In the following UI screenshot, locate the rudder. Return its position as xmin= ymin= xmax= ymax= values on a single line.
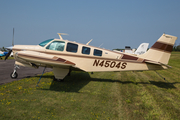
xmin=139 ymin=34 xmax=177 ymax=64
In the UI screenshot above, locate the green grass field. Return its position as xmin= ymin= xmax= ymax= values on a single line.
xmin=0 ymin=56 xmax=14 ymax=60
xmin=0 ymin=52 xmax=180 ymax=120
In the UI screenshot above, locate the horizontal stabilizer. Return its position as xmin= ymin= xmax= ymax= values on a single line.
xmin=145 ymin=60 xmax=172 ymax=68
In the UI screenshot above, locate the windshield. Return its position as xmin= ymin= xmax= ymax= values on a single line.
xmin=39 ymin=39 xmax=54 ymax=47
xmin=46 ymin=41 xmax=65 ymax=51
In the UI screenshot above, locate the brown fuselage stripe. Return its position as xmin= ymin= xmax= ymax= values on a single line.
xmin=52 ymin=56 xmax=75 ymax=65
xmin=151 ymin=42 xmax=173 ymax=52
xmin=13 ymin=48 xmax=145 ymax=63
xmin=121 ymin=54 xmax=138 ymax=60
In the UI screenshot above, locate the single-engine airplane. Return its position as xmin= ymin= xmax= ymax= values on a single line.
xmin=134 ymin=43 xmax=149 ymax=55
xmin=114 ymin=42 xmax=149 ymax=55
xmin=5 ymin=33 xmax=177 ymax=81
xmin=124 ymin=46 xmax=133 ymax=54
xmin=123 ymin=43 xmax=149 ymax=55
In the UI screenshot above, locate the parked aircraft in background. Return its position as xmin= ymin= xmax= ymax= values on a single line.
xmin=0 ymin=51 xmax=8 ymax=59
xmin=134 ymin=43 xmax=149 ymax=55
xmin=5 ymin=33 xmax=177 ymax=81
xmin=0 ymin=48 xmax=13 ymax=59
xmin=1 ymin=28 xmax=14 ymax=59
xmin=114 ymin=43 xmax=149 ymax=55
xmin=124 ymin=46 xmax=133 ymax=54
xmin=0 ymin=51 xmax=7 ymax=59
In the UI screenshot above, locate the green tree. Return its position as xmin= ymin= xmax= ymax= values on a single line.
xmin=176 ymin=45 xmax=180 ymax=51
xmin=0 ymin=47 xmax=7 ymax=52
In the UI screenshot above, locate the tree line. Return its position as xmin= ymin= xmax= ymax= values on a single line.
xmin=0 ymin=47 xmax=8 ymax=52
xmin=173 ymin=44 xmax=180 ymax=51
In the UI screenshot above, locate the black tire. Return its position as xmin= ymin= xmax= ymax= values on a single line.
xmin=58 ymin=79 xmax=64 ymax=82
xmin=67 ymin=69 xmax=71 ymax=76
xmin=10 ymin=72 xmax=18 ymax=79
xmin=53 ymin=76 xmax=64 ymax=82
xmin=53 ymin=76 xmax=56 ymax=81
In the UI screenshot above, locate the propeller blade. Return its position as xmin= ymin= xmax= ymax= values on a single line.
xmin=12 ymin=28 xmax=14 ymax=46
xmin=4 ymin=50 xmax=12 ymax=60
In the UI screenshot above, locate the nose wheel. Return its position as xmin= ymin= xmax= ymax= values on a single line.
xmin=10 ymin=72 xmax=18 ymax=79
xmin=10 ymin=64 xmax=19 ymax=79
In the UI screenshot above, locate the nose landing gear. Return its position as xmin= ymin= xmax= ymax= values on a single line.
xmin=10 ymin=65 xmax=19 ymax=79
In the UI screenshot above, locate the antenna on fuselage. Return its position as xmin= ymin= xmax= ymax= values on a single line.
xmin=57 ymin=33 xmax=68 ymax=40
xmin=86 ymin=39 xmax=93 ymax=45
xmin=99 ymin=43 xmax=103 ymax=48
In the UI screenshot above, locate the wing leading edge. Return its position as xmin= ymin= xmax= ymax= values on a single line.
xmin=16 ymin=51 xmax=76 ymax=68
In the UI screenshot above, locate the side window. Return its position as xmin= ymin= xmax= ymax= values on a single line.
xmin=66 ymin=43 xmax=78 ymax=53
xmin=82 ymin=46 xmax=90 ymax=55
xmin=46 ymin=41 xmax=65 ymax=51
xmin=93 ymin=49 xmax=102 ymax=56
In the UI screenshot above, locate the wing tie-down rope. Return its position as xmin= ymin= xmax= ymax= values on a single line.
xmin=36 ymin=67 xmax=46 ymax=87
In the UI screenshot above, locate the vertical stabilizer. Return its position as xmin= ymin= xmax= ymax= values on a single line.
xmin=140 ymin=34 xmax=177 ymax=64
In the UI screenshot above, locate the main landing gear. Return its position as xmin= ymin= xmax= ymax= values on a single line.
xmin=53 ymin=77 xmax=64 ymax=82
xmin=10 ymin=65 xmax=19 ymax=79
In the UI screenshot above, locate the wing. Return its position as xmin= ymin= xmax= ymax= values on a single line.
xmin=16 ymin=51 xmax=76 ymax=68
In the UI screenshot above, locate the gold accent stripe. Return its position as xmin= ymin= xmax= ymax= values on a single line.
xmin=14 ymin=48 xmax=146 ymax=63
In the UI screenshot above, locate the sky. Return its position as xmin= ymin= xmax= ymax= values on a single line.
xmin=0 ymin=0 xmax=180 ymax=50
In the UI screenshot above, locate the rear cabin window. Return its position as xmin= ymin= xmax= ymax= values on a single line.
xmin=46 ymin=41 xmax=65 ymax=51
xmin=93 ymin=49 xmax=102 ymax=56
xmin=66 ymin=43 xmax=78 ymax=53
xmin=82 ymin=46 xmax=90 ymax=55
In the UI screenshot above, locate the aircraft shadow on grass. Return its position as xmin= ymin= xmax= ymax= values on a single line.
xmin=38 ymin=72 xmax=180 ymax=92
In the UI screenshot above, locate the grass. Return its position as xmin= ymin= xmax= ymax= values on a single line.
xmin=0 ymin=56 xmax=14 ymax=60
xmin=0 ymin=52 xmax=180 ymax=119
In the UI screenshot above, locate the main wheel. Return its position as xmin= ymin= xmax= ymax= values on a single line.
xmin=10 ymin=72 xmax=18 ymax=79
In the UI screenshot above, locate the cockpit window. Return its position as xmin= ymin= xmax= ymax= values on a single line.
xmin=39 ymin=39 xmax=54 ymax=47
xmin=46 ymin=41 xmax=65 ymax=51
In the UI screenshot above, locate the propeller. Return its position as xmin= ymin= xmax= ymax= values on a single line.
xmin=5 ymin=28 xmax=14 ymax=60
xmin=5 ymin=50 xmax=12 ymax=60
xmin=12 ymin=28 xmax=14 ymax=46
